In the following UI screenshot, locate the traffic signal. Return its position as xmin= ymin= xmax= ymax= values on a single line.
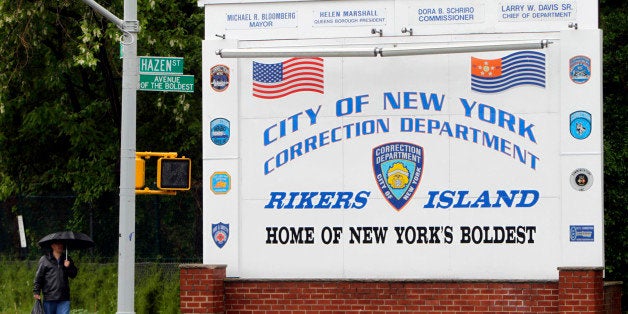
xmin=135 ymin=157 xmax=146 ymax=189
xmin=157 ymin=157 xmax=191 ymax=190
xmin=135 ymin=152 xmax=191 ymax=195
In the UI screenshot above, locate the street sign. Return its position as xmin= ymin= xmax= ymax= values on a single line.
xmin=139 ymin=56 xmax=184 ymax=74
xmin=139 ymin=74 xmax=194 ymax=93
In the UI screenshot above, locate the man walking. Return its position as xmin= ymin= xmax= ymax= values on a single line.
xmin=33 ymin=241 xmax=78 ymax=314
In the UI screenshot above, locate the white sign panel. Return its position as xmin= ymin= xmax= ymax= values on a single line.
xmin=224 ymin=10 xmax=298 ymax=29
xmin=200 ymin=0 xmax=602 ymax=280
xmin=17 ymin=215 xmax=26 ymax=248
xmin=498 ymin=1 xmax=577 ymax=22
xmin=412 ymin=1 xmax=485 ymax=25
xmin=312 ymin=7 xmax=388 ymax=27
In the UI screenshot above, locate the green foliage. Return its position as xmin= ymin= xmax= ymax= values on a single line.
xmin=0 ymin=260 xmax=35 ymax=312
xmin=0 ymin=260 xmax=180 ymax=314
xmin=135 ymin=264 xmax=180 ymax=314
xmin=599 ymin=1 xmax=628 ymax=310
xmin=0 ymin=0 xmax=203 ymax=260
xmin=70 ymin=262 xmax=118 ymax=313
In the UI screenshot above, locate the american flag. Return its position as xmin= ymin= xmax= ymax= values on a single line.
xmin=471 ymin=51 xmax=545 ymax=93
xmin=252 ymin=57 xmax=324 ymax=99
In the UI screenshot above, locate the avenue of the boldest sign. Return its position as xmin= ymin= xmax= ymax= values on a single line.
xmin=138 ymin=56 xmax=194 ymax=93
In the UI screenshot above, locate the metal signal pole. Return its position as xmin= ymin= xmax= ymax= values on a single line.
xmin=80 ymin=0 xmax=137 ymax=312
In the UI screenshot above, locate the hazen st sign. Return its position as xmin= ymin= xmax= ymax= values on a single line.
xmin=138 ymin=56 xmax=194 ymax=93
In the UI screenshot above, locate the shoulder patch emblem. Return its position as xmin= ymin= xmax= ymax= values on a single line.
xmin=569 ymin=55 xmax=591 ymax=84
xmin=210 ymin=64 xmax=230 ymax=92
xmin=570 ymin=111 xmax=592 ymax=140
xmin=212 ymin=222 xmax=230 ymax=248
xmin=372 ymin=142 xmax=424 ymax=211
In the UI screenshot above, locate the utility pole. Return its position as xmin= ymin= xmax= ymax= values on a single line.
xmin=80 ymin=0 xmax=137 ymax=313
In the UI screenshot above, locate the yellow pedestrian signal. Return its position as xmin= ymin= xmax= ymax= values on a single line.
xmin=157 ymin=157 xmax=191 ymax=190
xmin=135 ymin=152 xmax=192 ymax=195
xmin=135 ymin=157 xmax=146 ymax=189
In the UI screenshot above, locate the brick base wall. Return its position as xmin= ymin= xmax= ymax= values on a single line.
xmin=179 ymin=265 xmax=621 ymax=314
xmin=179 ymin=264 xmax=226 ymax=313
xmin=558 ymin=267 xmax=604 ymax=313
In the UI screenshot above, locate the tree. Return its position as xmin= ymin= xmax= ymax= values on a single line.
xmin=0 ymin=0 xmax=203 ymax=260
xmin=600 ymin=0 xmax=628 ymax=309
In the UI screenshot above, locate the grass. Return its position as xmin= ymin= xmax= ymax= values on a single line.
xmin=0 ymin=260 xmax=179 ymax=314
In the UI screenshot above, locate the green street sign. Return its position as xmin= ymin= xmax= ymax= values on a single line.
xmin=139 ymin=74 xmax=194 ymax=93
xmin=139 ymin=56 xmax=184 ymax=74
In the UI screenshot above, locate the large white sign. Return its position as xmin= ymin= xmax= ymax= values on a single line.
xmin=199 ymin=0 xmax=602 ymax=280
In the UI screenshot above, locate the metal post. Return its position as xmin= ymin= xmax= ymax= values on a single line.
xmin=79 ymin=0 xmax=137 ymax=313
xmin=117 ymin=0 xmax=138 ymax=312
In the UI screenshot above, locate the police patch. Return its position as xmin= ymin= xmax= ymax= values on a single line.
xmin=211 ymin=172 xmax=231 ymax=194
xmin=372 ymin=142 xmax=424 ymax=211
xmin=570 ymin=111 xmax=592 ymax=140
xmin=210 ymin=64 xmax=230 ymax=92
xmin=210 ymin=118 xmax=230 ymax=146
xmin=570 ymin=168 xmax=593 ymax=191
xmin=569 ymin=55 xmax=591 ymax=84
xmin=212 ymin=222 xmax=229 ymax=248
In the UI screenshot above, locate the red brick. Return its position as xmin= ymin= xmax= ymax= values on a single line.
xmin=179 ymin=266 xmax=621 ymax=313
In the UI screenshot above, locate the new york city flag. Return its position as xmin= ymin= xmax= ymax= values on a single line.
xmin=471 ymin=51 xmax=545 ymax=93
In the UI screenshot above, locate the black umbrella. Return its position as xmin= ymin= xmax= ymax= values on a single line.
xmin=38 ymin=231 xmax=95 ymax=259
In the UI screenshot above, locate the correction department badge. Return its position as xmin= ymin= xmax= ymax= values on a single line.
xmin=372 ymin=142 xmax=424 ymax=211
xmin=210 ymin=64 xmax=230 ymax=92
xmin=210 ymin=118 xmax=230 ymax=146
xmin=569 ymin=56 xmax=591 ymax=84
xmin=570 ymin=111 xmax=592 ymax=140
xmin=570 ymin=168 xmax=593 ymax=191
xmin=211 ymin=172 xmax=231 ymax=194
xmin=212 ymin=222 xmax=230 ymax=248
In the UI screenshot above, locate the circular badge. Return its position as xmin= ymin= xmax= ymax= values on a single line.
xmin=569 ymin=111 xmax=592 ymax=140
xmin=210 ymin=118 xmax=230 ymax=146
xmin=570 ymin=168 xmax=593 ymax=191
xmin=210 ymin=65 xmax=230 ymax=92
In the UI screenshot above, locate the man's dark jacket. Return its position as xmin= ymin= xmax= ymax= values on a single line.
xmin=33 ymin=253 xmax=78 ymax=301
